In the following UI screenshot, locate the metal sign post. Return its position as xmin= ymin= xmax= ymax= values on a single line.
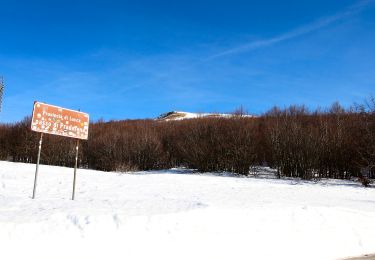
xmin=72 ymin=139 xmax=80 ymax=200
xmin=32 ymin=133 xmax=44 ymax=199
xmin=30 ymin=102 xmax=89 ymax=200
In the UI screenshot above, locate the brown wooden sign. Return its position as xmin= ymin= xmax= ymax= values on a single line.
xmin=31 ymin=102 xmax=89 ymax=140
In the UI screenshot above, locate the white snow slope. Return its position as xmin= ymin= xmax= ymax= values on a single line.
xmin=1 ymin=160 xmax=375 ymax=260
xmin=157 ymin=111 xmax=254 ymax=121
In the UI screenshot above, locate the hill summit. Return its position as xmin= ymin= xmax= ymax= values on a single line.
xmin=157 ymin=111 xmax=254 ymax=121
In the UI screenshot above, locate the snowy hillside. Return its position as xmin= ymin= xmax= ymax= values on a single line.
xmin=157 ymin=111 xmax=255 ymax=121
xmin=1 ymin=160 xmax=375 ymax=260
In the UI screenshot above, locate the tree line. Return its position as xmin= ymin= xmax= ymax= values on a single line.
xmin=0 ymin=100 xmax=374 ymax=182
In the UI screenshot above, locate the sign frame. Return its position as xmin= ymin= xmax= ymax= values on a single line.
xmin=30 ymin=102 xmax=89 ymax=200
xmin=31 ymin=101 xmax=89 ymax=140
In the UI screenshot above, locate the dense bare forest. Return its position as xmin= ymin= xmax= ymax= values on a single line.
xmin=1 ymin=100 xmax=375 ymax=182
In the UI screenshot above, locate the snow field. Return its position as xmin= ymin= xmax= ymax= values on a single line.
xmin=1 ymin=161 xmax=375 ymax=260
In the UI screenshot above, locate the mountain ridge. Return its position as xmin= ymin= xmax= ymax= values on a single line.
xmin=157 ymin=111 xmax=255 ymax=121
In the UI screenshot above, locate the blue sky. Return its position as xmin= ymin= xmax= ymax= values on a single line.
xmin=1 ymin=0 xmax=375 ymax=122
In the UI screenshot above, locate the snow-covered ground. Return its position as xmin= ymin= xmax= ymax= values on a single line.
xmin=1 ymin=160 xmax=374 ymax=260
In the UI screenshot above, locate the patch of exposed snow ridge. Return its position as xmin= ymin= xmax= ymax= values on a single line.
xmin=1 ymin=160 xmax=375 ymax=260
xmin=157 ymin=110 xmax=254 ymax=121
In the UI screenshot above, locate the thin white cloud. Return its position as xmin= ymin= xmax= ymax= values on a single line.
xmin=206 ymin=0 xmax=374 ymax=60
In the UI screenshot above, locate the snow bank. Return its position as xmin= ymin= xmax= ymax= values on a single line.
xmin=1 ymin=161 xmax=374 ymax=260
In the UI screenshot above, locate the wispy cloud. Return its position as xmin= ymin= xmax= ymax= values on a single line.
xmin=206 ymin=0 xmax=375 ymax=60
